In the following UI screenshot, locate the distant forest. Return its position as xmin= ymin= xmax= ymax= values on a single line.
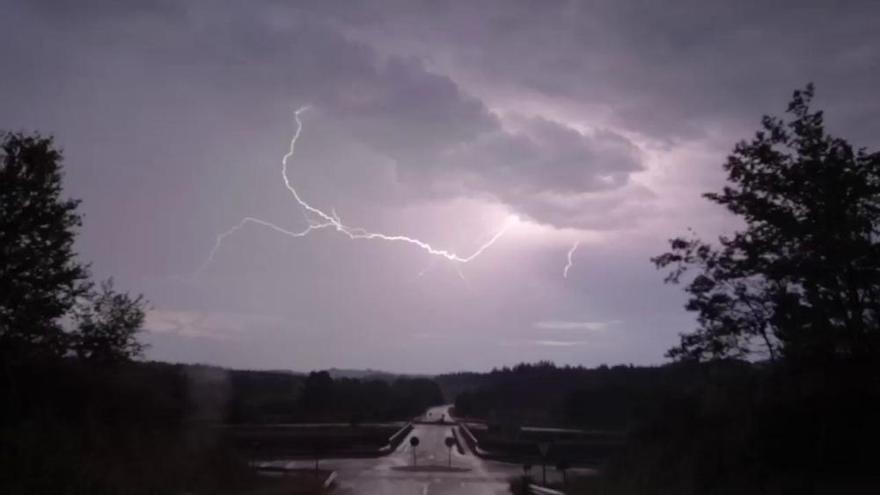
xmin=3 ymin=360 xmax=443 ymax=427
xmin=438 ymin=361 xmax=740 ymax=430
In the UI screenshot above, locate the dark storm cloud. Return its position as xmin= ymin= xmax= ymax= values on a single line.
xmin=436 ymin=117 xmax=642 ymax=195
xmin=25 ymin=0 xmax=182 ymax=21
xmin=318 ymin=56 xmax=648 ymax=228
xmin=393 ymin=115 xmax=647 ymax=229
xmin=10 ymin=0 xmax=647 ymax=230
xmin=414 ymin=118 xmax=642 ymax=197
xmin=340 ymin=0 xmax=880 ymax=143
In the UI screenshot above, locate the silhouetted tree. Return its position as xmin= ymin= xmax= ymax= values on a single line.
xmin=0 ymin=132 xmax=90 ymax=359
xmin=294 ymin=371 xmax=443 ymax=421
xmin=654 ymin=85 xmax=880 ymax=365
xmin=300 ymin=371 xmax=334 ymax=414
xmin=555 ymin=459 xmax=570 ymax=485
xmin=72 ymin=278 xmax=147 ymax=362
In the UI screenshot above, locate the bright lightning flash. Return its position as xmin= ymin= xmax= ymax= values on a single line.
xmin=563 ymin=241 xmax=580 ymax=278
xmin=199 ymin=106 xmax=515 ymax=274
xmin=198 ymin=216 xmax=333 ymax=274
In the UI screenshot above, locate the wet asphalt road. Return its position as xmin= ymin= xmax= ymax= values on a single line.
xmin=267 ymin=405 xmax=526 ymax=495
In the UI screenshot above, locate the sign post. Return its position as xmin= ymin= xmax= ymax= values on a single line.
xmin=556 ymin=460 xmax=570 ymax=486
xmin=409 ymin=436 xmax=420 ymax=466
xmin=444 ymin=436 xmax=455 ymax=467
xmin=538 ymin=442 xmax=550 ymax=485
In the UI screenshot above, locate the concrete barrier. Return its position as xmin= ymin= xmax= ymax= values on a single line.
xmin=380 ymin=422 xmax=414 ymax=454
xmin=528 ymin=483 xmax=566 ymax=495
xmin=450 ymin=427 xmax=466 ymax=455
xmin=322 ymin=471 xmax=337 ymax=489
xmin=456 ymin=422 xmax=495 ymax=458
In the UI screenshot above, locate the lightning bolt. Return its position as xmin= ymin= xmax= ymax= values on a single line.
xmin=197 ymin=216 xmax=334 ymax=274
xmin=563 ymin=241 xmax=580 ymax=278
xmin=199 ymin=106 xmax=514 ymax=275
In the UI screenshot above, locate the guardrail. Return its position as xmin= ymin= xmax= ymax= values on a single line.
xmin=323 ymin=471 xmax=338 ymax=489
xmin=455 ymin=422 xmax=479 ymax=452
xmin=380 ymin=422 xmax=414 ymax=454
xmin=528 ymin=483 xmax=566 ymax=495
xmin=449 ymin=427 xmax=466 ymax=455
xmin=456 ymin=422 xmax=503 ymax=459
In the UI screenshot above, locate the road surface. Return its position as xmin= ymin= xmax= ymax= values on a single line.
xmin=263 ymin=405 xmax=542 ymax=494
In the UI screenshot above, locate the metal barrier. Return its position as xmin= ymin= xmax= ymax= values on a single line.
xmin=382 ymin=422 xmax=414 ymax=452
xmin=322 ymin=471 xmax=338 ymax=489
xmin=528 ymin=483 xmax=566 ymax=495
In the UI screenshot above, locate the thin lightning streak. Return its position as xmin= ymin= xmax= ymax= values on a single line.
xmin=563 ymin=241 xmax=580 ymax=278
xmin=198 ymin=216 xmax=333 ymax=274
xmin=199 ymin=106 xmax=514 ymax=274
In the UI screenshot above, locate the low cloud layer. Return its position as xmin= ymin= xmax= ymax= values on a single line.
xmin=534 ymin=320 xmax=622 ymax=332
xmin=145 ymin=309 xmax=283 ymax=341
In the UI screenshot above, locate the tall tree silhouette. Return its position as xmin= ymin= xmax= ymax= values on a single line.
xmin=0 ymin=133 xmax=90 ymax=359
xmin=654 ymin=85 xmax=880 ymax=365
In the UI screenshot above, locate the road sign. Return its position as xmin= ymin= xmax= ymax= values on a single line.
xmin=444 ymin=436 xmax=455 ymax=467
xmin=410 ymin=436 xmax=420 ymax=466
xmin=538 ymin=443 xmax=551 ymax=484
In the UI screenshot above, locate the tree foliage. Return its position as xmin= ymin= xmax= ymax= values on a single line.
xmin=297 ymin=371 xmax=444 ymax=421
xmin=446 ymin=361 xmax=708 ymax=430
xmin=653 ymin=85 xmax=880 ymax=364
xmin=0 ymin=132 xmax=90 ymax=358
xmin=73 ymin=279 xmax=147 ymax=362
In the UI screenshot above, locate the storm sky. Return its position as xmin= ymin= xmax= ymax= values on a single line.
xmin=3 ymin=0 xmax=878 ymax=372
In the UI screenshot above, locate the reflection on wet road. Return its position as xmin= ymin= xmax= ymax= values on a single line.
xmin=268 ymin=405 xmax=522 ymax=495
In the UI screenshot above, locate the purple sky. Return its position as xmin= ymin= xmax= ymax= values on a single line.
xmin=3 ymin=1 xmax=879 ymax=373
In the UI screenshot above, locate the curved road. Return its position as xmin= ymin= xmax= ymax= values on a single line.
xmin=266 ymin=405 xmax=528 ymax=494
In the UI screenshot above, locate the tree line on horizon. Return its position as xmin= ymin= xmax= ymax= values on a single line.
xmin=441 ymin=360 xmax=738 ymax=430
